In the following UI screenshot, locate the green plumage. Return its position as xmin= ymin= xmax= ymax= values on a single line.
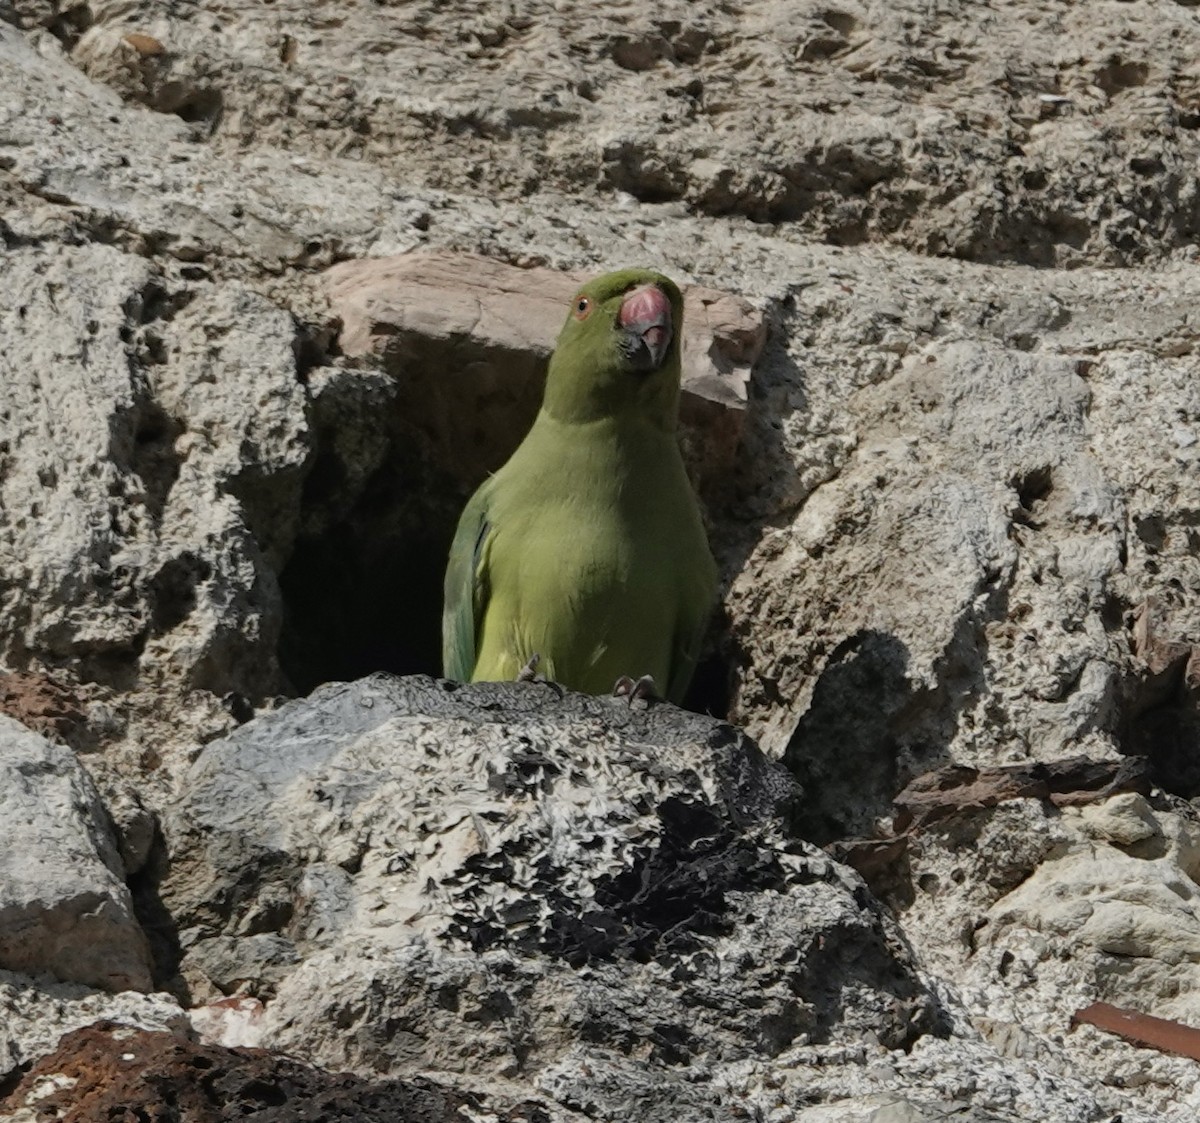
xmin=442 ymin=268 xmax=717 ymax=704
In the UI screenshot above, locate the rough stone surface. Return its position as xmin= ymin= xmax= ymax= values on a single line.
xmin=2 ymin=0 xmax=1200 ymax=1119
xmin=734 ymin=274 xmax=1200 ymax=840
xmin=0 ymin=214 xmax=311 ymax=796
xmin=20 ymin=0 xmax=1200 ymax=268
xmin=891 ymin=793 xmax=1200 ymax=1123
xmin=0 ymin=716 xmax=152 ymax=992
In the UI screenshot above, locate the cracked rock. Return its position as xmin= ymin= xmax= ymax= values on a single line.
xmin=155 ymin=675 xmax=938 ymax=1117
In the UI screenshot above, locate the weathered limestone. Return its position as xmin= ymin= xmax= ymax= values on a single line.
xmin=30 ymin=0 xmax=1200 ymax=267
xmin=155 ymin=675 xmax=934 ymax=1116
xmin=1 ymin=0 xmax=1200 ymax=1119
xmin=728 ymin=265 xmax=1200 ymax=836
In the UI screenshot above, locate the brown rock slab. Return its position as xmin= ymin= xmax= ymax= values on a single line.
xmin=1132 ymin=596 xmax=1197 ymax=691
xmin=1073 ymin=1001 xmax=1200 ymax=1063
xmin=893 ymin=756 xmax=1152 ymax=831
xmin=832 ymin=756 xmax=1153 ymax=892
xmin=324 ymin=251 xmax=764 ymax=491
xmin=0 ymin=1022 xmax=549 ymax=1123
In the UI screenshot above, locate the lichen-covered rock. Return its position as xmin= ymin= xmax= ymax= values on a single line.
xmin=156 ymin=675 xmax=937 ymax=1114
xmin=4 ymin=1 xmax=1200 ymax=1119
xmin=0 ymin=716 xmax=152 ymax=991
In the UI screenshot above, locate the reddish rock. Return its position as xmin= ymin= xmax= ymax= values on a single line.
xmin=0 ymin=1022 xmax=549 ymax=1122
xmin=1073 ymin=1001 xmax=1200 ymax=1063
xmin=892 ymin=756 xmax=1152 ymax=831
xmin=0 ymin=672 xmax=87 ymax=747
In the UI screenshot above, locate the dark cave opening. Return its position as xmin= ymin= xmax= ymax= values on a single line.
xmin=277 ymin=466 xmax=736 ymax=714
xmin=273 ymin=333 xmax=737 ymax=711
xmin=1115 ymin=597 xmax=1200 ymax=799
xmin=684 ymin=645 xmax=733 ymax=721
xmin=277 ymin=465 xmax=457 ymax=694
xmin=275 ymin=335 xmax=547 ymax=697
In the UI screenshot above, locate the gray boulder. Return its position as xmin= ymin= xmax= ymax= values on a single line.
xmin=0 ymin=716 xmax=152 ymax=991
xmin=158 ymin=675 xmax=939 ymax=1118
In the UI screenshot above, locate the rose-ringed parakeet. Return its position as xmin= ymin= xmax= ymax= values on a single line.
xmin=442 ymin=268 xmax=717 ymax=704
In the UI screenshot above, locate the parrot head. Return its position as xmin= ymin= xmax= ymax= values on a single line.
xmin=542 ymin=269 xmax=685 ymax=428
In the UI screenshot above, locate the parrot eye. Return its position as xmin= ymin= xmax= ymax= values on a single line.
xmin=573 ymin=295 xmax=591 ymax=320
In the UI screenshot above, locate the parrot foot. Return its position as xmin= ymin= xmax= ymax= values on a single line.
xmin=517 ymin=653 xmax=544 ymax=683
xmin=612 ymin=674 xmax=659 ymax=704
xmin=516 ymin=653 xmax=564 ymax=698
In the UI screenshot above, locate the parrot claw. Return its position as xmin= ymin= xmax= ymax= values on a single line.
xmin=516 ymin=653 xmax=565 ymax=699
xmin=612 ymin=674 xmax=659 ymax=704
xmin=517 ymin=653 xmax=543 ymax=683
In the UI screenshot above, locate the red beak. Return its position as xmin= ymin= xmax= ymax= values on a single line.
xmin=618 ymin=284 xmax=673 ymax=371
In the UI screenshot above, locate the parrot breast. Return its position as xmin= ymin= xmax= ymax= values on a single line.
xmin=469 ymin=411 xmax=713 ymax=700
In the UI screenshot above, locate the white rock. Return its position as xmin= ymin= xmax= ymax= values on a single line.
xmin=162 ymin=676 xmax=935 ymax=1113
xmin=1079 ymin=792 xmax=1162 ymax=847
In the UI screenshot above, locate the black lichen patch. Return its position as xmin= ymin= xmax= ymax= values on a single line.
xmin=488 ymin=741 xmax=563 ymax=798
xmin=446 ymin=794 xmax=785 ymax=968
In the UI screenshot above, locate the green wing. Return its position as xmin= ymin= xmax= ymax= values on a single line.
xmin=441 ymin=483 xmax=493 ymax=682
xmin=666 ymin=552 xmax=719 ymax=705
xmin=667 ymin=605 xmax=706 ymax=704
xmin=667 ymin=636 xmax=700 ymax=706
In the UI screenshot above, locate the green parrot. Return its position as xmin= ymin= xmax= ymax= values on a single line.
xmin=442 ymin=268 xmax=717 ymax=704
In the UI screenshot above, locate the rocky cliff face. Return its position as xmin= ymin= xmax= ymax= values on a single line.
xmin=2 ymin=2 xmax=1199 ymax=1121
